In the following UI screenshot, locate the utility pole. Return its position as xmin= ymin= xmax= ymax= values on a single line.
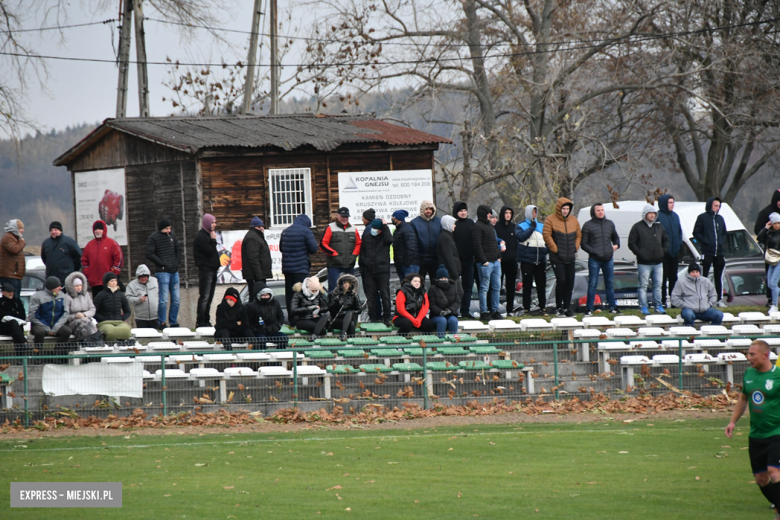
xmin=115 ymin=0 xmax=134 ymax=118
xmin=269 ymin=0 xmax=279 ymax=115
xmin=241 ymin=0 xmax=263 ymax=115
xmin=134 ymin=0 xmax=150 ymax=117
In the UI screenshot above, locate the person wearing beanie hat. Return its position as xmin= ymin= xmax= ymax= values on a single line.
xmin=359 ymin=218 xmax=393 ymax=326
xmin=321 ymin=207 xmax=362 ymax=292
xmin=410 ymin=200 xmax=442 ymax=284
xmin=428 ymin=264 xmax=460 ymax=337
xmin=0 ymin=218 xmax=26 ymax=301
xmin=671 ymin=260 xmax=723 ymax=326
xmin=93 ymin=272 xmax=132 ymax=342
xmin=242 ymin=216 xmax=272 ymax=303
xmin=41 ymin=220 xmax=82 ymax=286
xmin=81 ymin=219 xmax=123 ymax=297
xmin=693 ymin=197 xmax=728 ymax=307
xmin=392 ymin=209 xmax=419 ymax=280
xmin=452 ymin=201 xmax=476 ymax=317
xmin=362 ymin=208 xmax=376 ymax=225
xmin=146 ymin=218 xmax=181 ymax=328
xmin=758 ymin=212 xmax=780 ymax=313
xmin=436 ymin=214 xmax=462 ymax=308
xmin=214 ymin=287 xmax=253 ymax=349
xmin=28 ymin=273 xmax=72 ymax=357
xmin=628 ymin=203 xmax=669 ymax=315
xmin=0 ymin=281 xmax=29 ymax=357
xmin=194 ymin=214 xmax=220 ymax=327
xmin=246 ymin=287 xmax=287 ymax=348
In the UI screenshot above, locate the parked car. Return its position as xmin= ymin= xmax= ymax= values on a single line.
xmin=544 ymin=264 xmax=654 ymax=311
xmin=676 ymin=265 xmax=768 ymax=307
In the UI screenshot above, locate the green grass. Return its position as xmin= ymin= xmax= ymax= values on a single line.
xmin=0 ymin=417 xmax=771 ymax=518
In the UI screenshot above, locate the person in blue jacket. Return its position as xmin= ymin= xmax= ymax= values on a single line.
xmin=279 ymin=214 xmax=319 ymax=325
xmin=656 ymin=194 xmax=683 ymax=306
xmin=515 ymin=205 xmax=548 ymax=315
xmin=410 ymin=200 xmax=442 ymax=284
xmin=40 ymin=221 xmax=82 ymax=285
xmin=692 ymin=197 xmax=727 ymax=307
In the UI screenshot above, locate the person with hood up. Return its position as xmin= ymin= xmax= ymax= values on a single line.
xmin=542 ymin=198 xmax=582 ymax=317
xmin=93 ymin=272 xmax=132 ymax=342
xmin=580 ymin=203 xmax=620 ymax=315
xmin=214 ymin=287 xmax=253 ymax=349
xmin=757 ymin=213 xmax=780 ymax=314
xmin=693 ymin=197 xmax=728 ymax=307
xmin=628 ymin=204 xmax=670 ymax=315
xmin=280 ymin=213 xmax=319 ymax=325
xmin=246 ymin=287 xmax=287 ymax=348
xmin=194 ymin=214 xmax=221 ymax=328
xmin=81 ymin=220 xmax=123 ymax=298
xmin=411 ymin=200 xmax=442 ymax=284
xmin=327 ymin=273 xmax=362 ymax=341
xmin=392 ymin=210 xmax=420 ymax=280
xmin=472 ymin=205 xmax=502 ymax=320
xmin=755 ymin=189 xmax=780 ymax=305
xmin=0 ymin=282 xmax=29 ymax=357
xmin=28 ymin=276 xmax=71 ymax=361
xmin=62 ymin=272 xmax=99 ymax=343
xmin=452 ymin=201 xmax=476 ymax=317
xmin=671 ymin=263 xmax=723 ymax=326
xmin=241 ymin=216 xmax=272 ymax=303
xmin=437 ymin=215 xmax=462 ymax=298
xmin=290 ymin=276 xmax=330 ymax=339
xmin=656 ymin=194 xmax=683 ymax=306
xmin=495 ymin=206 xmax=518 ymax=314
xmin=320 ymin=207 xmax=362 ymax=292
xmin=146 ymin=218 xmax=181 ymax=327
xmin=126 ymin=264 xmax=159 ymax=329
xmin=428 ymin=265 xmax=460 ymax=337
xmin=516 ymin=205 xmax=548 ymax=316
xmin=360 ymin=219 xmax=394 ymax=326
xmin=393 ymin=273 xmax=436 ymax=333
xmin=0 ymin=219 xmax=26 ymax=299
xmin=41 ymin=221 xmax=82 ymax=285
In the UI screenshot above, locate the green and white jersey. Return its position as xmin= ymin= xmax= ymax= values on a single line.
xmin=742 ymin=365 xmax=780 ymax=438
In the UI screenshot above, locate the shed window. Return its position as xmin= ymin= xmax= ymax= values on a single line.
xmin=268 ymin=168 xmax=314 ymax=227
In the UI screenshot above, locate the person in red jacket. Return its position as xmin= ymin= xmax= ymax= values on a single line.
xmin=392 ymin=273 xmax=436 ymax=334
xmin=81 ymin=220 xmax=123 ymax=297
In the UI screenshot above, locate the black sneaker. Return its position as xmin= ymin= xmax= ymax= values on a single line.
xmin=310 ymin=334 xmax=320 ymax=341
xmin=339 ymin=332 xmax=348 ymax=342
xmin=480 ymin=312 xmax=491 ymax=321
xmin=608 ymin=307 xmax=618 ymax=314
xmin=565 ymin=308 xmax=576 ymax=317
xmin=555 ymin=309 xmax=565 ymax=318
xmin=490 ymin=312 xmax=503 ymax=320
xmin=383 ymin=318 xmax=393 ymax=327
xmin=584 ymin=309 xmax=593 ymax=317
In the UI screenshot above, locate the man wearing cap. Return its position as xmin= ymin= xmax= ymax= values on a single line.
xmin=672 ymin=262 xmax=723 ymax=326
xmin=146 ymin=219 xmax=181 ymax=328
xmin=241 ymin=217 xmax=272 ymax=303
xmin=411 ymin=200 xmax=442 ymax=284
xmin=194 ymin=214 xmax=221 ymax=328
xmin=628 ymin=204 xmax=669 ymax=315
xmin=0 ymin=282 xmax=29 ymax=356
xmin=320 ymin=207 xmax=362 ymax=292
xmin=82 ymin=220 xmax=123 ymax=298
xmin=40 ymin=221 xmax=82 ymax=285
xmin=360 ymin=218 xmax=394 ymax=326
xmin=0 ymin=219 xmax=25 ymax=300
xmin=391 ymin=210 xmax=419 ymax=280
xmin=28 ymin=276 xmax=72 ymax=360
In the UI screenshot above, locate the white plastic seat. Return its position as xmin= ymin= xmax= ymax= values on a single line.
xmin=717 ymin=352 xmax=747 ymax=362
xmin=582 ymin=316 xmax=615 ymax=328
xmin=661 ymin=340 xmax=692 ymax=349
xmin=653 ymin=354 xmax=680 ymax=364
xmin=236 ymin=352 xmax=272 ymax=361
xmin=771 ymin=310 xmax=780 ymax=322
xmin=637 ymin=327 xmax=666 ymax=337
xmin=732 ymin=324 xmax=763 ymax=336
xmin=645 ymin=314 xmax=679 ymax=326
xmin=519 ymin=319 xmax=553 ymax=331
xmin=763 ymin=324 xmax=780 ymax=335
xmin=182 ymin=341 xmax=214 ymax=350
xmin=259 ymin=366 xmax=292 ymax=377
xmin=598 ymin=341 xmax=629 ymax=350
xmin=630 ymin=341 xmax=659 ymax=349
xmin=763 ymin=338 xmax=780 ymax=347
xmin=726 ymin=338 xmax=753 ymax=348
xmin=190 ymin=368 xmax=222 ymax=378
xmin=119 ymin=343 xmax=146 ymax=351
xmin=140 ymin=355 xmax=164 ymax=363
xmin=605 ymin=328 xmax=637 ymax=338
xmin=700 ymin=325 xmax=731 ymax=336
xmin=684 ymin=353 xmax=716 ymax=363
xmin=163 ymin=327 xmax=197 ymax=339
xmin=0 ymin=335 xmax=14 ymax=342
xmin=488 ymin=319 xmax=521 ymax=331
xmin=771 ymin=352 xmax=778 ymax=361
xmin=668 ymin=326 xmax=700 ymax=337
xmin=297 ymin=365 xmax=326 ymax=376
xmin=224 ymin=367 xmax=257 ymax=377
xmin=459 ymin=321 xmax=491 ymax=333
xmin=693 ymin=339 xmax=725 ymax=348
xmin=148 ymin=341 xmax=181 ymax=351
xmin=101 ymin=356 xmax=136 ymax=363
xmin=720 ymin=312 xmax=741 ymax=325
xmin=614 ymin=315 xmax=647 ymax=327
xmin=84 ymin=346 xmax=115 ymax=353
xmin=620 ymin=355 xmax=650 ymax=365
xmin=195 ymin=326 xmax=216 ymax=338
xmin=202 ymin=353 xmax=237 ymax=362
xmin=573 ymin=329 xmax=602 ymax=338
xmin=142 ymin=370 xmax=154 ymax=379
xmin=131 ymin=328 xmax=163 ymax=339
xmin=550 ymin=317 xmax=583 ymax=330
xmin=739 ymin=312 xmax=771 ymax=323
xmin=155 ymin=369 xmax=188 ymax=378
xmin=169 ymin=354 xmax=202 ymax=363
xmin=272 ymin=351 xmax=296 ymax=360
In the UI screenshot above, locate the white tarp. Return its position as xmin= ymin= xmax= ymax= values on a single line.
xmin=337 ymin=170 xmax=434 ymax=227
xmin=215 ymin=229 xmax=283 ymax=284
xmin=74 ymin=168 xmax=129 ymax=247
xmin=42 ymin=363 xmax=143 ymax=398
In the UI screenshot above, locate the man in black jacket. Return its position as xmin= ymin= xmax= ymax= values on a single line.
xmin=581 ymin=203 xmax=620 ymax=315
xmin=452 ymin=201 xmax=476 ymax=317
xmin=0 ymin=282 xmax=29 ymax=356
xmin=472 ymin=205 xmax=502 ymax=320
xmin=495 ymin=206 xmax=518 ymax=314
xmin=246 ymin=287 xmax=287 ymax=349
xmin=40 ymin=221 xmax=82 ymax=285
xmin=146 ymin=219 xmax=181 ymax=328
xmin=693 ymin=197 xmax=728 ymax=307
xmin=194 ymin=214 xmax=221 ymax=328
xmin=628 ymin=204 xmax=670 ymax=315
xmin=437 ymin=215 xmax=462 ymax=290
xmin=241 ymin=217 xmax=272 ymax=303
xmin=391 ymin=210 xmax=419 ymax=280
xmin=360 ymin=219 xmax=393 ymax=326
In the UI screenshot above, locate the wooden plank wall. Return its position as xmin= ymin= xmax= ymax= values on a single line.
xmin=125 ymin=160 xmax=200 ymax=286
xmin=69 ymin=131 xmax=191 ymax=172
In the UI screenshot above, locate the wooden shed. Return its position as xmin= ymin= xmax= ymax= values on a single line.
xmin=53 ymin=114 xmax=451 ymax=290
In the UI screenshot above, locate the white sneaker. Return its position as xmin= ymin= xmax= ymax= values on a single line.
xmin=770 ymin=306 xmax=778 ymax=314
xmin=716 ymin=300 xmax=727 ymax=308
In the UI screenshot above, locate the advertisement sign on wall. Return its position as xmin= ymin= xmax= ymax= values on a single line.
xmin=215 ymin=229 xmax=283 ymax=284
xmin=337 ymin=169 xmax=433 ymax=226
xmin=74 ymin=169 xmax=128 ymax=247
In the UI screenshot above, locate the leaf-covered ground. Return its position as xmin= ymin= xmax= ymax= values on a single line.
xmin=0 ymin=417 xmax=765 ymax=519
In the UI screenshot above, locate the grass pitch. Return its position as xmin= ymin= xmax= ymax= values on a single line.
xmin=0 ymin=417 xmax=768 ymax=519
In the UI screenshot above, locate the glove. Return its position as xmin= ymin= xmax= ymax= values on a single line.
xmin=312 ymin=306 xmax=321 ymax=317
xmin=439 ymin=311 xmax=448 ymax=317
xmin=443 ymin=309 xmax=452 ymax=317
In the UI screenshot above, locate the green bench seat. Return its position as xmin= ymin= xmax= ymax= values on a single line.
xmin=402 ymin=347 xmax=424 ymax=356
xmin=459 ymin=360 xmax=487 ymax=370
xmin=337 ymin=349 xmax=367 ymax=358
xmin=287 ymin=339 xmax=315 ymax=348
xmin=359 ymin=363 xmax=393 ymax=373
xmin=371 ymin=348 xmax=402 ymax=357
xmin=359 ymin=323 xmax=395 ymax=333
xmin=326 ymin=364 xmax=358 ymax=374
xmin=305 ymin=350 xmax=335 ymax=359
xmin=490 ymin=359 xmax=525 ymax=369
xmin=412 ymin=335 xmax=445 ymax=344
xmin=445 ymin=334 xmax=478 ymax=343
xmin=315 ymin=338 xmax=346 ymax=347
xmin=428 ymin=361 xmax=458 ymax=371
xmin=436 ymin=346 xmax=469 ymax=356
xmin=392 ymin=362 xmax=423 ymax=372
xmin=469 ymin=345 xmax=501 ymax=354
xmin=347 ymin=337 xmax=380 ymax=346
xmin=383 ymin=336 xmax=413 ymax=345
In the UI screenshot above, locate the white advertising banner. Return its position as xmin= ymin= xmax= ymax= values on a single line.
xmin=215 ymin=229 xmax=283 ymax=284
xmin=337 ymin=169 xmax=434 ymax=226
xmin=74 ymin=169 xmax=128 ymax=247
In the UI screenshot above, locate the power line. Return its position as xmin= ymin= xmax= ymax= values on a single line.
xmin=0 ymin=19 xmax=115 ymax=34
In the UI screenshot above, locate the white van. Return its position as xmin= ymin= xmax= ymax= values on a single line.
xmin=576 ymin=200 xmax=763 ymax=265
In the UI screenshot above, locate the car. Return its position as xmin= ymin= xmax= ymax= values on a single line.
xmin=676 ymin=265 xmax=769 ymax=307
xmin=545 ymin=264 xmax=654 ymax=311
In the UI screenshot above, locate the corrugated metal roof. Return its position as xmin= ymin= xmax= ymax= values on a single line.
xmin=53 ymin=114 xmax=451 ymax=166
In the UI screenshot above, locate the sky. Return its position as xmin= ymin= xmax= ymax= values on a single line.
xmin=2 ymin=0 xmax=294 ymax=137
